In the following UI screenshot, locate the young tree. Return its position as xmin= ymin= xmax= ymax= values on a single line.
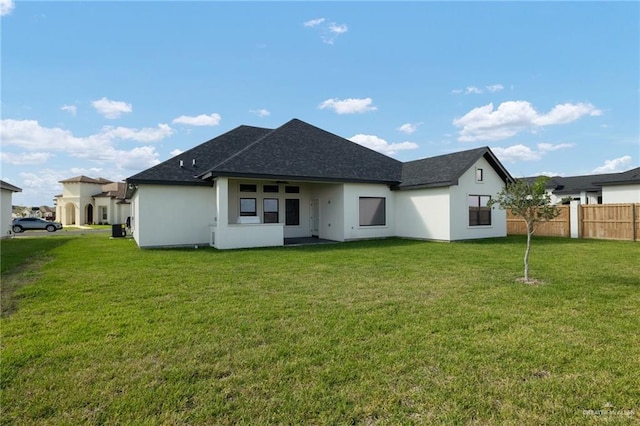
xmin=489 ymin=176 xmax=560 ymax=283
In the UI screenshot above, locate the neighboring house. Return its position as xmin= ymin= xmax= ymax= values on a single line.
xmin=55 ymin=176 xmax=130 ymax=226
xmin=1 ymin=180 xmax=22 ymax=239
xmin=527 ymin=167 xmax=640 ymax=205
xmin=39 ymin=206 xmax=55 ymax=220
xmin=126 ymin=119 xmax=513 ymax=249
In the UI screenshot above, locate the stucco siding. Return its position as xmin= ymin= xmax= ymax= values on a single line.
xmin=602 ymin=184 xmax=640 ymax=203
xmin=449 ymin=156 xmax=507 ymax=240
xmin=134 ymin=185 xmax=216 ymax=248
xmin=1 ymin=189 xmax=13 ymax=238
xmin=343 ymin=183 xmax=395 ymax=241
xmin=310 ymin=184 xmax=345 ymax=242
xmin=395 ymin=187 xmax=451 ymax=240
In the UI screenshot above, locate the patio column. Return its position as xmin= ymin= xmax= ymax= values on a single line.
xmin=215 ymin=177 xmax=229 ymax=226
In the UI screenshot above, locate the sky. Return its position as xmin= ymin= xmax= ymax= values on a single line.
xmin=1 ymin=0 xmax=639 ymax=207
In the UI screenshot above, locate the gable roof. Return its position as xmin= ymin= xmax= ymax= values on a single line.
xmin=399 ymin=147 xmax=513 ymax=189
xmin=0 ymin=180 xmax=22 ymax=192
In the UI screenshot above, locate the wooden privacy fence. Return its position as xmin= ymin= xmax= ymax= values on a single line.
xmin=507 ymin=203 xmax=640 ymax=241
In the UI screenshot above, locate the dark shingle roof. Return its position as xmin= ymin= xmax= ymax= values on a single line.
xmin=128 ymin=119 xmax=402 ymax=185
xmin=126 ymin=119 xmax=512 ymax=189
xmin=525 ymin=167 xmax=640 ymax=195
xmin=203 ymin=119 xmax=402 ymax=184
xmin=127 ymin=125 xmax=274 ymax=185
xmin=399 ymin=147 xmax=513 ymax=189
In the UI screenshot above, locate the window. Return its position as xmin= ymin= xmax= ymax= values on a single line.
xmin=468 ymin=195 xmax=491 ymax=226
xmin=476 ymin=168 xmax=484 ymax=182
xmin=240 ymin=198 xmax=257 ymax=216
xmin=263 ymin=184 xmax=279 ymax=193
xmin=239 ymin=184 xmax=257 ymax=192
xmin=99 ymin=206 xmax=107 ymax=221
xmin=359 ymin=197 xmax=386 ymax=226
xmin=263 ymin=198 xmax=279 ymax=223
xmin=286 ymin=199 xmax=300 ymax=226
xmin=285 ymin=186 xmax=300 ymax=194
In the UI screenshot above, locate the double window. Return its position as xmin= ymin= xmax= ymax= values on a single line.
xmin=468 ymin=195 xmax=491 ymax=226
xmin=359 ymin=197 xmax=386 ymax=226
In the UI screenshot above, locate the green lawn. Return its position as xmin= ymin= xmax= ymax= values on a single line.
xmin=1 ymin=235 xmax=638 ymax=424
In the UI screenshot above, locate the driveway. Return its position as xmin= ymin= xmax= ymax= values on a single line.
xmin=11 ymin=227 xmax=113 ymax=238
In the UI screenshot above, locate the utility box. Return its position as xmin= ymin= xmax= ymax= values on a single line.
xmin=111 ymin=224 xmax=126 ymax=238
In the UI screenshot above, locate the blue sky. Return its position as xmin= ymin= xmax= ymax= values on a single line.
xmin=2 ymin=1 xmax=639 ymax=206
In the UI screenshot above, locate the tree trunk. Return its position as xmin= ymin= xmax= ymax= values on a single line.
xmin=524 ymin=222 xmax=532 ymax=282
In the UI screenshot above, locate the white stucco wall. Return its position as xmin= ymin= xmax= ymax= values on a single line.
xmin=449 ymin=156 xmax=507 ymax=240
xmin=602 ymin=184 xmax=640 ymax=203
xmin=343 ymin=183 xmax=395 ymax=241
xmin=225 ymin=179 xmax=312 ymax=239
xmin=310 ymin=184 xmax=345 ymax=241
xmin=133 ymin=184 xmax=216 ymax=248
xmin=395 ymin=186 xmax=451 ymax=240
xmin=1 ymin=189 xmax=14 ymax=238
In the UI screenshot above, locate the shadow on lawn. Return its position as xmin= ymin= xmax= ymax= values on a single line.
xmin=1 ymin=237 xmax=75 ymax=317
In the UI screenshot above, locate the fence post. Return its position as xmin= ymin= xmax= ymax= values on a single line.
xmin=633 ymin=204 xmax=637 ymax=242
xmin=570 ymin=200 xmax=581 ymax=238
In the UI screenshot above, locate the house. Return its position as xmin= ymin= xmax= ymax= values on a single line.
xmin=54 ymin=176 xmax=130 ymax=226
xmin=126 ymin=119 xmax=514 ymax=249
xmin=527 ymin=167 xmax=640 ymax=205
xmin=1 ymin=180 xmax=22 ymax=239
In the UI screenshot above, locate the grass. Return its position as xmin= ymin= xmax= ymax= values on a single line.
xmin=1 ymin=235 xmax=638 ymax=424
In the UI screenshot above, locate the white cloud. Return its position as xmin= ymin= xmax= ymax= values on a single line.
xmin=592 ymin=156 xmax=633 ymax=174
xmin=452 ymin=83 xmax=505 ymax=95
xmin=328 ymin=23 xmax=348 ymax=34
xmin=492 ymin=144 xmax=542 ymax=162
xmin=170 ymin=149 xmax=184 ymax=157
xmin=118 ymin=146 xmax=161 ymax=170
xmin=397 ymin=122 xmax=422 ymax=135
xmin=304 ymin=17 xmax=348 ymax=44
xmin=533 ymin=103 xmax=602 ymax=126
xmin=92 ymin=97 xmax=132 ymax=119
xmin=61 ymin=104 xmax=77 ymax=116
xmin=102 ymin=124 xmax=173 ymax=142
xmin=453 ymin=101 xmax=602 ymax=142
xmin=486 ymin=84 xmax=504 ymax=93
xmin=349 ymin=134 xmax=418 ymax=155
xmin=250 ymin=109 xmax=270 ymax=118
xmin=319 ymin=97 xmax=376 ymax=114
xmin=0 ymin=119 xmax=171 ymax=165
xmin=492 ymin=142 xmax=574 ymax=163
xmin=537 ymin=142 xmax=575 ymax=152
xmin=304 ymin=18 xmax=325 ymax=27
xmin=172 ymin=113 xmax=221 ymax=126
xmin=0 ymin=0 xmax=14 ymax=16
xmin=0 ymin=152 xmax=52 ymax=165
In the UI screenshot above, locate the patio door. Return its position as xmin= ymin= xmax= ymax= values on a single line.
xmin=310 ymin=199 xmax=319 ymax=237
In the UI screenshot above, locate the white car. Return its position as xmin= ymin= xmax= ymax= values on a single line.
xmin=12 ymin=217 xmax=63 ymax=233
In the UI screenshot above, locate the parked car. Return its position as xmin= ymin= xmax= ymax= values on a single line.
xmin=12 ymin=217 xmax=63 ymax=233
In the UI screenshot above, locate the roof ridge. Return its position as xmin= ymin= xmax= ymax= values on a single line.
xmin=200 ymin=124 xmax=280 ymax=175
